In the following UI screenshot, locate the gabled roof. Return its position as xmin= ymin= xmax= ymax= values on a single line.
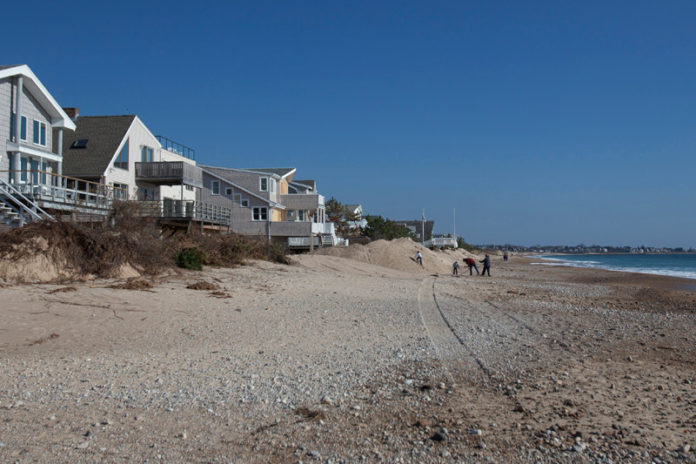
xmin=61 ymin=115 xmax=136 ymax=178
xmin=0 ymin=65 xmax=76 ymax=131
xmin=345 ymin=204 xmax=361 ymax=212
xmin=199 ymin=165 xmax=284 ymax=208
xmin=244 ymin=168 xmax=296 ymax=179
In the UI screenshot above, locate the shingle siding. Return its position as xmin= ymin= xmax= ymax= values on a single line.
xmin=198 ymin=170 xmax=269 ymax=236
xmin=0 ymin=78 xmax=11 ymax=173
xmin=20 ymin=86 xmax=52 ymax=150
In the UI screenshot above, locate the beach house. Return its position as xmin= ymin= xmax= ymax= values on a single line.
xmin=59 ymin=114 xmax=234 ymax=228
xmin=199 ymin=165 xmax=341 ymax=248
xmin=0 ymin=65 xmax=77 ymax=226
xmin=61 ymin=113 xmax=201 ymax=201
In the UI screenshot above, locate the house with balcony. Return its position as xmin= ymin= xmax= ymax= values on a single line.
xmin=59 ymin=114 xmax=229 ymax=227
xmin=198 ymin=165 xmax=341 ymax=248
xmin=0 ymin=64 xmax=80 ymax=227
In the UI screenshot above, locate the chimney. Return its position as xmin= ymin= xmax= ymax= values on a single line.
xmin=63 ymin=107 xmax=79 ymax=121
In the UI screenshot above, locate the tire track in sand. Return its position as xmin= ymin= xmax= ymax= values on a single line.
xmin=417 ymin=275 xmax=492 ymax=380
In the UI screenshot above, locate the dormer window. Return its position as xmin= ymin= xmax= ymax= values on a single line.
xmin=259 ymin=177 xmax=268 ymax=192
xmin=71 ymin=139 xmax=88 ymax=149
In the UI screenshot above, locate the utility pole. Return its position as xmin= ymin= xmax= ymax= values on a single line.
xmin=453 ymin=208 xmax=456 ymax=240
xmin=422 ymin=209 xmax=426 ymax=243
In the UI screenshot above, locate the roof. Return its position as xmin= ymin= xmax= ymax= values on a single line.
xmin=244 ymin=168 xmax=296 ymax=179
xmin=293 ymin=179 xmax=316 ymax=190
xmin=344 ymin=204 xmax=361 ymax=211
xmin=199 ymin=165 xmax=284 ymax=208
xmin=0 ymin=65 xmax=76 ymax=131
xmin=61 ymin=115 xmax=136 ymax=178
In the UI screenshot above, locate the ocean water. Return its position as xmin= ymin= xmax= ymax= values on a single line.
xmin=533 ymin=253 xmax=696 ymax=280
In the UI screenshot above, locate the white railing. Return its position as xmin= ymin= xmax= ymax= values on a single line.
xmin=0 ymin=176 xmax=54 ymax=225
xmin=1 ymin=170 xmax=126 ymax=212
xmin=424 ymin=237 xmax=458 ymax=248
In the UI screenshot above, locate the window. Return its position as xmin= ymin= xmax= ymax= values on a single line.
xmin=259 ymin=177 xmax=268 ymax=192
xmin=71 ymin=139 xmax=88 ymax=149
xmin=288 ymin=210 xmax=295 ymax=220
xmin=10 ymin=114 xmax=26 ymax=141
xmin=233 ymin=193 xmax=241 ymax=202
xmin=41 ymin=161 xmax=48 ymax=184
xmin=241 ymin=199 xmax=249 ymax=207
xmin=138 ymin=187 xmax=156 ymax=201
xmin=211 ymin=180 xmax=220 ymax=195
xmin=252 ymin=207 xmax=268 ymax=221
xmin=225 ymin=187 xmax=233 ymax=196
xmin=141 ymin=146 xmax=153 ymax=162
xmin=113 ymin=183 xmax=129 ymax=200
xmin=270 ymin=179 xmax=275 ymax=193
xmin=298 ymin=210 xmax=306 ymax=221
xmin=30 ymin=160 xmax=39 ymax=184
xmin=20 ymin=157 xmax=27 ymax=182
xmin=185 ymin=185 xmax=194 ymax=191
xmin=32 ymin=120 xmax=46 ymax=146
xmin=114 ymin=139 xmax=129 ymax=169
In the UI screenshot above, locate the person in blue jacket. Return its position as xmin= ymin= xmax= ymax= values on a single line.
xmin=480 ymin=254 xmax=491 ymax=276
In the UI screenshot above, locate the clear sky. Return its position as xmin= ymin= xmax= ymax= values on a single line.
xmin=4 ymin=1 xmax=695 ymax=247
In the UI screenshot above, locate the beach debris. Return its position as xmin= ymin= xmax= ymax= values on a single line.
xmin=186 ymin=281 xmax=220 ymax=291
xmin=295 ymin=406 xmax=325 ymax=421
xmin=28 ymin=333 xmax=59 ymax=346
xmin=47 ymin=286 xmax=77 ymax=294
xmin=108 ymin=279 xmax=154 ymax=290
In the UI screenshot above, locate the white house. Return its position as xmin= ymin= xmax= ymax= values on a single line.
xmin=61 ymin=113 xmax=201 ymax=203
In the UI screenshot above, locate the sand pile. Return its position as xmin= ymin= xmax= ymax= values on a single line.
xmin=315 ymin=237 xmax=481 ymax=274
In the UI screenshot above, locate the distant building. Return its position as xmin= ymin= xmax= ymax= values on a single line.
xmin=344 ymin=203 xmax=367 ymax=230
xmin=393 ymin=219 xmax=434 ymax=242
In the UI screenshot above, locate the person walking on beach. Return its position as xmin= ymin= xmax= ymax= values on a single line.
xmin=480 ymin=254 xmax=491 ymax=276
xmin=415 ymin=250 xmax=423 ymax=266
xmin=452 ymin=260 xmax=459 ymax=276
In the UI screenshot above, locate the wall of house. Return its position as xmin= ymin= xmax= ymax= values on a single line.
xmin=0 ymin=78 xmax=11 ymax=173
xmin=102 ymin=118 xmax=160 ymax=199
xmin=20 ymin=86 xmax=53 ymax=151
xmin=199 ymin=170 xmax=270 ymax=236
xmin=0 ymin=77 xmax=59 ymax=180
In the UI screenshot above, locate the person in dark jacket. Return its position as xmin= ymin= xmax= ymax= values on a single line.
xmin=464 ymin=257 xmax=479 ymax=275
xmin=480 ymin=254 xmax=491 ymax=276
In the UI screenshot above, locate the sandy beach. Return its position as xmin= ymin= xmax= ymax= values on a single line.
xmin=1 ymin=241 xmax=695 ymax=463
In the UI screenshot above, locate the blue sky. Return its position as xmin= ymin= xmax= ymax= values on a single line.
xmin=4 ymin=1 xmax=695 ymax=247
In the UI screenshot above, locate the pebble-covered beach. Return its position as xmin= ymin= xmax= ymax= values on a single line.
xmin=1 ymin=251 xmax=694 ymax=463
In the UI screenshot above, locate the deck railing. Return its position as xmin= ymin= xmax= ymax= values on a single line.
xmin=0 ymin=170 xmax=127 ymax=211
xmin=136 ymin=199 xmax=232 ymax=225
xmin=156 ymin=136 xmax=195 ymax=160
